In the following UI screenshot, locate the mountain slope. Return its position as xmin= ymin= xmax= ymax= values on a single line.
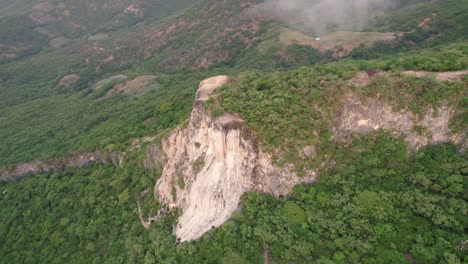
xmin=0 ymin=0 xmax=199 ymax=62
xmin=0 ymin=0 xmax=467 ymax=263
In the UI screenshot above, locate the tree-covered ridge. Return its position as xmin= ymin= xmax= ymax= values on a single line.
xmin=1 ymin=39 xmax=466 ymax=167
xmin=219 ymin=54 xmax=466 ymax=168
xmin=1 ymin=136 xmax=466 ymax=263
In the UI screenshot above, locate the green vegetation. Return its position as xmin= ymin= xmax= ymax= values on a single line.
xmin=0 ymin=0 xmax=467 ymax=263
xmin=219 ymin=60 xmax=465 ymax=167
xmin=0 ymin=161 xmax=167 ymax=263
xmin=0 ymin=0 xmax=199 ymax=64
xmin=373 ymin=0 xmax=468 ymax=44
xmin=1 ymin=137 xmax=466 ymax=263
xmin=0 ymin=64 xmax=205 ymax=166
xmin=211 ymin=107 xmax=225 ymax=118
xmin=0 ymin=16 xmax=48 ymax=63
xmin=349 ymin=0 xmax=468 ymax=60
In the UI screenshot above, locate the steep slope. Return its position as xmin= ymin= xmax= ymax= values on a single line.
xmin=154 ymin=76 xmax=315 ymax=242
xmin=148 ymin=68 xmax=465 ymax=241
xmin=75 ymin=0 xmax=265 ymax=69
xmin=0 ymin=0 xmax=198 ymax=62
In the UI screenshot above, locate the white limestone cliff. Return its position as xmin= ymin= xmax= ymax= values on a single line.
xmin=154 ymin=76 xmax=315 ymax=242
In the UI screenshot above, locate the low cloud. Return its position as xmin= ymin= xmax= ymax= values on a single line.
xmin=252 ymin=0 xmax=399 ymax=36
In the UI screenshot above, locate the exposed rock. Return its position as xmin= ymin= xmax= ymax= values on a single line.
xmin=333 ymin=93 xmax=462 ymax=148
xmin=0 ymin=151 xmax=120 ymax=182
xmin=92 ymin=74 xmax=128 ymax=90
xmin=125 ymin=4 xmax=144 ymax=17
xmin=153 ymin=76 xmax=315 ymax=242
xmin=107 ymin=75 xmax=158 ymax=96
xmin=196 ymin=75 xmax=230 ymax=102
xmin=58 ymin=74 xmax=80 ymax=87
xmin=301 ymin=145 xmax=316 ymax=158
xmin=144 ymin=144 xmax=166 ymax=170
xmin=402 ymin=70 xmax=468 ymax=82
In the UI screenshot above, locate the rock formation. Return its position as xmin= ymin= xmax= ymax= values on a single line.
xmin=0 ymin=151 xmax=120 ymax=182
xmin=154 ymin=76 xmax=316 ymax=242
xmin=333 ymin=92 xmax=463 ymax=148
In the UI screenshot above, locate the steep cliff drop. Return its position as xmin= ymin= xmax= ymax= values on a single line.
xmin=155 ymin=76 xmax=316 ymax=242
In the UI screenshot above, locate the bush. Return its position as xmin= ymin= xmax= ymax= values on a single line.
xmin=211 ymin=107 xmax=224 ymax=118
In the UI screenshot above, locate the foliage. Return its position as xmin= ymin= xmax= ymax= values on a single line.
xmin=0 ymin=66 xmax=204 ymax=166
xmin=0 ymin=162 xmax=168 ymax=263
xmin=211 ymin=107 xmax=225 ymax=118
xmin=0 ymin=0 xmax=467 ymax=263
xmin=1 ymin=138 xmax=466 ymax=263
xmin=219 ymin=64 xmax=465 ymax=167
xmin=0 ymin=15 xmax=48 ymax=63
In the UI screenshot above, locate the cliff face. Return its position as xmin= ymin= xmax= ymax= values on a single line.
xmin=334 ymin=93 xmax=462 ymax=149
xmin=154 ymin=76 xmax=315 ymax=242
xmin=152 ymin=75 xmax=464 ymax=242
xmin=0 ymin=151 xmax=119 ymax=182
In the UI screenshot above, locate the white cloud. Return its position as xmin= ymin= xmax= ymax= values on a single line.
xmin=252 ymin=0 xmax=398 ymax=35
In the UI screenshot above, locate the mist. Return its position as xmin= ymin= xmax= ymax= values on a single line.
xmin=252 ymin=0 xmax=400 ymax=36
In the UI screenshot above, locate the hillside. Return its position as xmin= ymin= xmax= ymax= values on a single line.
xmin=0 ymin=0 xmax=467 ymax=263
xmin=0 ymin=0 xmax=198 ymax=62
xmin=45 ymin=0 xmax=464 ymax=74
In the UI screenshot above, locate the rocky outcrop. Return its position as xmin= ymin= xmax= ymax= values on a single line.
xmin=333 ymin=93 xmax=463 ymax=148
xmin=0 ymin=151 xmax=120 ymax=182
xmin=57 ymin=74 xmax=80 ymax=87
xmin=153 ymin=76 xmax=315 ymax=242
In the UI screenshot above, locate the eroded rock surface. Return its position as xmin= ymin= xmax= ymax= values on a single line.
xmin=0 ymin=151 xmax=120 ymax=182
xmin=153 ymin=76 xmax=315 ymax=242
xmin=333 ymin=93 xmax=462 ymax=148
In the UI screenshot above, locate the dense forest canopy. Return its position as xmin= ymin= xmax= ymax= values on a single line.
xmin=0 ymin=0 xmax=467 ymax=263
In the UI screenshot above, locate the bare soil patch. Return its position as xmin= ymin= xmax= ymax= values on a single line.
xmin=58 ymin=74 xmax=80 ymax=87
xmin=107 ymin=75 xmax=158 ymax=96
xmin=402 ymin=70 xmax=468 ymax=82
xmin=92 ymin=75 xmax=128 ymax=90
